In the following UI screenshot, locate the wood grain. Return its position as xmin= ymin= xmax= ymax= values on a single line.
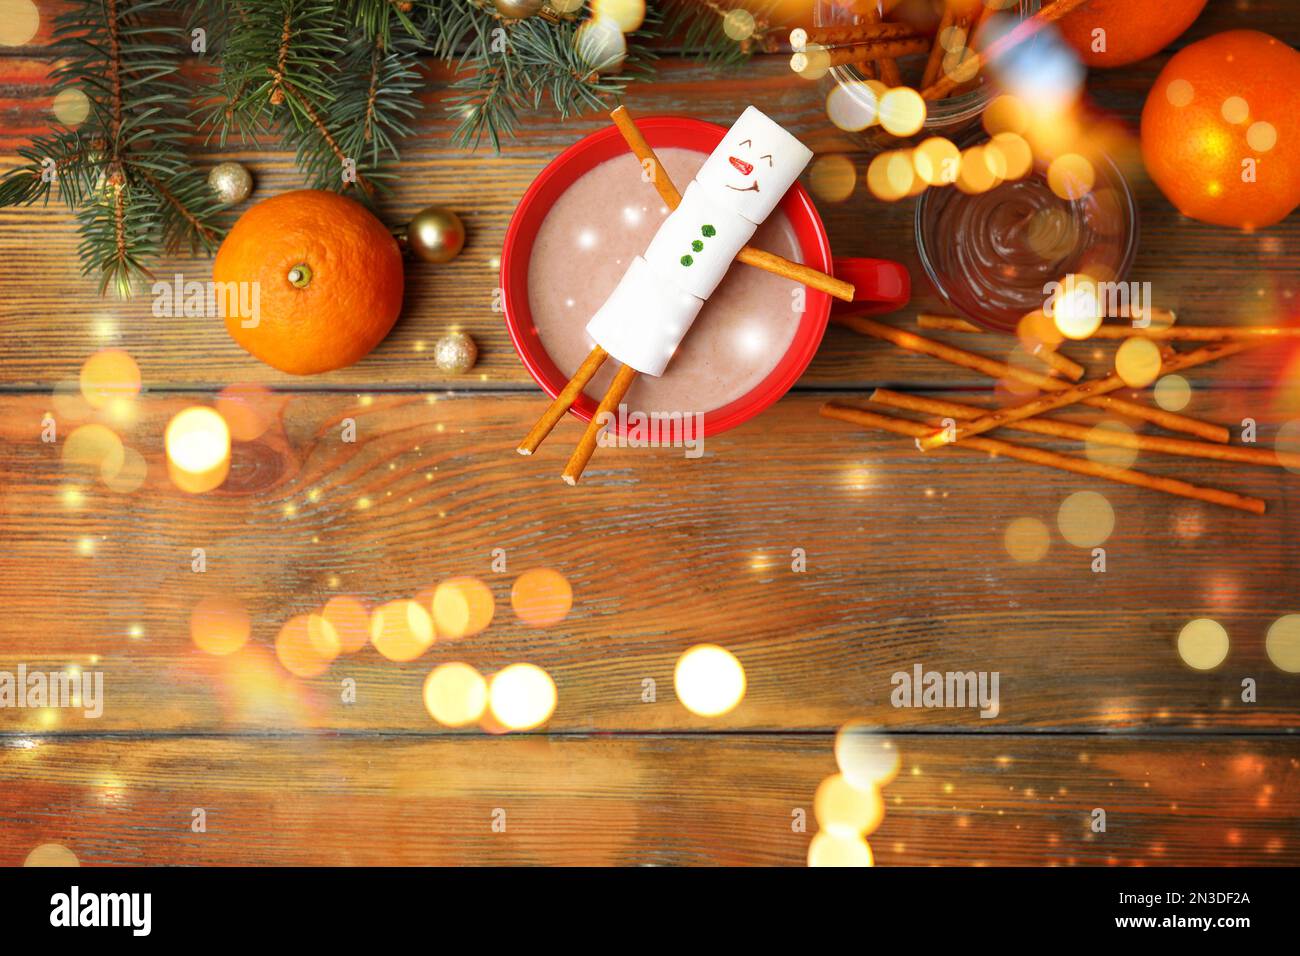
xmin=1 ymin=734 xmax=1295 ymax=866
xmin=3 ymin=391 xmax=1298 ymax=734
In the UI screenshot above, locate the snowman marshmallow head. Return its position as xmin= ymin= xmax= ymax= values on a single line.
xmin=694 ymin=106 xmax=814 ymax=225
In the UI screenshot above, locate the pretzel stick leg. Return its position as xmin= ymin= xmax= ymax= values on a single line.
xmin=517 ymin=345 xmax=609 ymax=455
xmin=820 ymin=402 xmax=1266 ymax=515
xmin=563 ymin=363 xmax=639 ymax=486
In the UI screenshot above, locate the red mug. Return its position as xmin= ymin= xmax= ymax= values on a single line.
xmin=502 ymin=115 xmax=910 ymax=437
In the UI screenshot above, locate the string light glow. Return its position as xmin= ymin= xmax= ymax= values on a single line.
xmin=424 ymin=662 xmax=489 ymax=727
xmin=191 ymin=596 xmax=250 ymax=656
xmin=511 ymin=568 xmax=572 ymax=627
xmin=674 ymin=643 xmax=746 ymax=717
xmin=1177 ymin=618 xmax=1229 ymax=670
xmin=165 ymin=406 xmax=231 ymax=494
xmin=488 ymin=663 xmax=558 ymax=731
xmin=369 ymin=599 xmax=435 ymax=662
xmin=814 ymin=773 xmax=885 ymax=838
xmin=834 ymin=722 xmax=900 ymax=788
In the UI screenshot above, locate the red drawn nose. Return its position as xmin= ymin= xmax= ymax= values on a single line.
xmin=729 ymin=156 xmax=754 ymax=176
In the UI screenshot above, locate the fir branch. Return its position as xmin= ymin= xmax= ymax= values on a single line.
xmin=0 ymin=0 xmax=224 ymax=296
xmin=660 ymin=0 xmax=780 ymax=66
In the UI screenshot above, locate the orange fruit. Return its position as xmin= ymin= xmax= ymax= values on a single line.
xmin=1140 ymin=30 xmax=1300 ymax=229
xmin=213 ymin=189 xmax=404 ymax=374
xmin=1058 ymin=0 xmax=1207 ymax=68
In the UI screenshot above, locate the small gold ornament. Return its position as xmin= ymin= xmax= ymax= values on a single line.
xmin=434 ymin=332 xmax=478 ymax=375
xmin=402 ymin=206 xmax=466 ymax=264
xmin=208 ymin=161 xmax=253 ymax=205
xmin=494 ymin=0 xmax=545 ymax=19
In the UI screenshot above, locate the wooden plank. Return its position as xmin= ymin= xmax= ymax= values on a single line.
xmin=3 ymin=390 xmax=1298 ymax=733
xmin=0 ymin=734 xmax=1295 ymax=866
xmin=1 ymin=49 xmax=1296 ymax=391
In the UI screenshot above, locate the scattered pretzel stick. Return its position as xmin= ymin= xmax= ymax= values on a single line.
xmin=857 ymin=4 xmax=903 ymax=85
xmin=921 ymin=5 xmax=956 ymax=89
xmin=870 ymin=389 xmax=1300 ymax=470
xmin=920 ymin=0 xmax=1092 ymax=100
xmin=820 ymin=402 xmax=1267 ymax=515
xmin=914 ymin=314 xmax=1085 ymax=379
xmin=833 ymin=314 xmax=1230 ymax=442
xmin=610 ymin=106 xmax=680 ymax=208
xmin=913 ymin=340 xmax=1254 ymax=451
xmin=791 ymin=21 xmax=926 ymax=48
xmin=1089 ymin=324 xmax=1300 ymax=340
xmin=793 ymin=36 xmax=931 ymax=71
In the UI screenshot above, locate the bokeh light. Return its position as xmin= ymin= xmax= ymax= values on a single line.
xmin=825 ymin=81 xmax=878 ymax=132
xmin=807 ymin=831 xmax=874 ymax=867
xmin=369 ymin=599 xmax=435 ymax=662
xmin=306 ymin=613 xmax=341 ymax=661
xmin=790 ymin=45 xmax=831 ymax=80
xmin=955 ymin=145 xmax=999 ymax=194
xmin=24 ymin=843 xmax=79 ymax=867
xmin=511 ymin=568 xmax=572 ymax=627
xmin=1219 ymin=96 xmax=1249 ymax=125
xmin=674 ymin=644 xmax=746 ymax=717
xmin=590 ymin=0 xmax=644 ymax=33
xmin=834 ymin=721 xmax=900 ymax=789
xmin=913 ymin=137 xmax=961 ymax=186
xmin=432 ymin=577 xmax=495 ymax=640
xmin=488 ymin=663 xmax=558 ymax=731
xmin=984 ymin=94 xmax=1029 ymax=136
xmin=1153 ymin=374 xmax=1192 ymax=412
xmin=424 ymin=662 xmax=489 ymax=727
xmin=0 ymin=0 xmax=40 ymax=47
xmin=101 ymin=444 xmax=147 ymax=493
xmin=165 ymin=406 xmax=231 ymax=494
xmin=720 ymin=7 xmax=755 ymax=41
xmin=1265 ymin=615 xmax=1300 ymax=673
xmin=1051 ymin=274 xmax=1103 ymax=340
xmin=1047 ymin=153 xmax=1095 ymax=200
xmin=878 ymin=87 xmax=926 ymax=137
xmin=814 ymin=774 xmax=885 ymax=838
xmin=1274 ymin=420 xmax=1300 ymax=475
xmin=1004 ymin=516 xmax=1050 ymax=563
xmin=1084 ymin=421 xmax=1138 ymax=470
xmin=1115 ymin=337 xmax=1163 ymax=389
xmin=1246 ymin=121 xmax=1277 ymax=152
xmin=809 ymin=154 xmax=857 ymax=202
xmin=985 ymin=132 xmax=1033 ymax=181
xmin=52 ymin=87 xmax=89 ymax=126
xmin=63 ymin=423 xmax=124 ymax=477
xmin=79 ymin=349 xmax=140 ymax=409
xmin=1177 ymin=618 xmax=1229 ymax=671
xmin=1057 ymin=490 xmax=1114 ymax=548
xmin=275 ymin=614 xmax=331 ymax=678
xmin=215 ymin=383 xmax=276 ymax=442
xmin=321 ymin=595 xmax=370 ymax=653
xmin=574 ymin=17 xmax=626 ymax=72
xmin=191 ymin=596 xmax=250 ymax=656
xmin=866 ymin=150 xmax=915 ymax=201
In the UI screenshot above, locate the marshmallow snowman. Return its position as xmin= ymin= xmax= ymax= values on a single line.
xmin=584 ymin=106 xmax=814 ymax=377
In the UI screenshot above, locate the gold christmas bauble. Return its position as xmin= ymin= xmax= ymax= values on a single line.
xmin=207 ymin=161 xmax=253 ymax=205
xmin=434 ymin=332 xmax=478 ymax=374
xmin=403 ymin=206 xmax=466 ymax=264
xmin=494 ymin=0 xmax=545 ymax=19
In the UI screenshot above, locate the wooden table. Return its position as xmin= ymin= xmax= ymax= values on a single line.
xmin=1 ymin=3 xmax=1297 ymax=866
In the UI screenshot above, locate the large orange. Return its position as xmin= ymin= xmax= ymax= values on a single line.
xmin=1140 ymin=30 xmax=1300 ymax=229
xmin=213 ymin=190 xmax=404 ymax=374
xmin=1057 ymin=0 xmax=1207 ymax=68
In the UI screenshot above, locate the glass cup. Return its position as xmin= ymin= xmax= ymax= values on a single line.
xmin=914 ymin=135 xmax=1140 ymax=333
xmin=812 ymin=0 xmax=1042 ymax=150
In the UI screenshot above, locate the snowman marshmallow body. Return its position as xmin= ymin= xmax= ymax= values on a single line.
xmin=584 ymin=106 xmax=814 ymax=378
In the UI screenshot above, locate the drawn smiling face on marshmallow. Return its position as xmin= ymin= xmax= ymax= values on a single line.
xmin=694 ymin=106 xmax=814 ymax=225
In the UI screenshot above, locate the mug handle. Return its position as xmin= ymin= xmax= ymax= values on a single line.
xmin=829 ymin=257 xmax=911 ymax=317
